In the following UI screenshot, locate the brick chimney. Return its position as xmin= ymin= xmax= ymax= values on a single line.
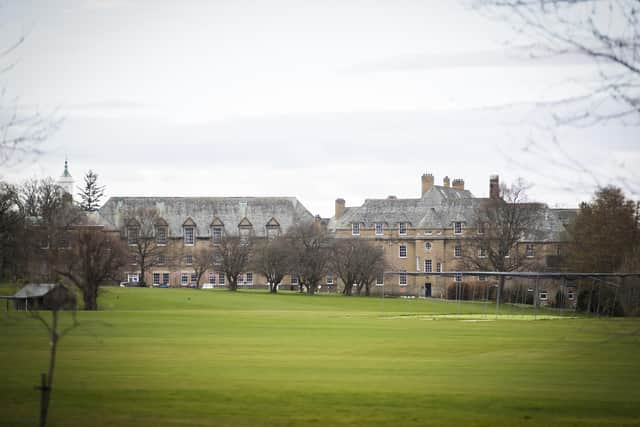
xmin=452 ymin=178 xmax=465 ymax=191
xmin=421 ymin=173 xmax=434 ymax=195
xmin=490 ymin=175 xmax=500 ymax=199
xmin=335 ymin=198 xmax=345 ymax=218
xmin=443 ymin=176 xmax=450 ymax=188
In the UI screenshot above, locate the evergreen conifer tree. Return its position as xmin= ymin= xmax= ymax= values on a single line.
xmin=77 ymin=170 xmax=105 ymax=212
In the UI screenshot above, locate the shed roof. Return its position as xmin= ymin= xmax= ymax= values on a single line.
xmin=14 ymin=284 xmax=59 ymax=299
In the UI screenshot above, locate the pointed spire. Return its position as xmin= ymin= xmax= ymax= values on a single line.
xmin=62 ymin=157 xmax=71 ymax=177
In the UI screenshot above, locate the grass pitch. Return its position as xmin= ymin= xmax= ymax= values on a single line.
xmin=1 ymin=287 xmax=639 ymax=426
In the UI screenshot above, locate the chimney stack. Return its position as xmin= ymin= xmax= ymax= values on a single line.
xmin=335 ymin=198 xmax=345 ymax=218
xmin=443 ymin=176 xmax=450 ymax=188
xmin=490 ymin=175 xmax=500 ymax=199
xmin=421 ymin=173 xmax=434 ymax=195
xmin=452 ymin=178 xmax=465 ymax=191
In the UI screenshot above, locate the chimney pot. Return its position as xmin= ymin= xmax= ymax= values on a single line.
xmin=452 ymin=178 xmax=465 ymax=191
xmin=490 ymin=175 xmax=500 ymax=199
xmin=421 ymin=172 xmax=434 ymax=195
xmin=335 ymin=198 xmax=346 ymax=218
xmin=443 ymin=176 xmax=450 ymax=188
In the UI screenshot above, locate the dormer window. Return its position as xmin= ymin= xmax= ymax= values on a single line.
xmin=212 ymin=226 xmax=223 ymax=243
xmin=454 ymin=222 xmax=462 ymax=235
xmin=238 ymin=217 xmax=253 ymax=241
xmin=184 ymin=226 xmax=195 ymax=245
xmin=156 ymin=226 xmax=168 ymax=245
xmin=127 ymin=227 xmax=139 ymax=245
xmin=352 ymin=223 xmax=360 ymax=236
xmin=266 ymin=217 xmax=281 ymax=239
xmin=399 ymin=222 xmax=407 ymax=235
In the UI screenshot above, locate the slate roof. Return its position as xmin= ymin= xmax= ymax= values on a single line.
xmin=328 ymin=185 xmax=570 ymax=242
xmin=98 ymin=197 xmax=314 ymax=238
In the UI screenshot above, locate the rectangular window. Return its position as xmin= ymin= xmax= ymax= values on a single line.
xmin=184 ymin=227 xmax=195 ymax=245
xmin=191 ymin=273 xmax=197 ymax=286
xmin=181 ymin=273 xmax=189 ymax=286
xmin=291 ymin=274 xmax=298 ymax=284
xmin=454 ymin=222 xmax=462 ymax=235
xmin=127 ymin=227 xmax=139 ymax=245
xmin=326 ymin=275 xmax=333 ymax=285
xmin=352 ymin=223 xmax=360 ymax=236
xmin=375 ymin=223 xmax=383 ymax=235
xmin=479 ymin=247 xmax=487 ymax=258
xmin=526 ymin=244 xmax=535 ymax=258
xmin=208 ymin=272 xmax=216 ymax=284
xmin=376 ymin=274 xmax=384 ymax=286
xmin=157 ymin=254 xmax=166 ymax=265
xmin=156 ymin=227 xmax=167 ymax=245
xmin=127 ymin=273 xmax=139 ymax=283
xmin=436 ymin=262 xmax=442 ymax=273
xmin=567 ymin=289 xmax=575 ymax=300
xmin=399 ymin=245 xmax=407 ymax=258
xmin=153 ymin=273 xmax=160 ymax=285
xmin=218 ymin=272 xmax=225 ymax=285
xmin=399 ymin=222 xmax=407 ymax=235
xmin=539 ymin=291 xmax=548 ymax=301
xmin=454 ymin=273 xmax=462 ymax=282
xmin=238 ymin=273 xmax=244 ymax=285
xmin=424 ymin=259 xmax=432 ymax=273
xmin=185 ymin=255 xmax=193 ymax=265
xmin=454 ymin=245 xmax=462 ymax=258
xmin=212 ymin=226 xmax=223 ymax=243
xmin=162 ymin=272 xmax=169 ymax=285
xmin=399 ymin=271 xmax=407 ymax=286
xmin=246 ymin=272 xmax=253 ymax=285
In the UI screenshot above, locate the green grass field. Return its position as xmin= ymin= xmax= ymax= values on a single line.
xmin=1 ymin=287 xmax=639 ymax=427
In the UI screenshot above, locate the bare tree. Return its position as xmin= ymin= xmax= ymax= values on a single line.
xmin=288 ymin=223 xmax=332 ymax=295
xmin=0 ymin=34 xmax=61 ymax=167
xmin=53 ymin=227 xmax=128 ymax=310
xmin=462 ymin=179 xmax=544 ymax=304
xmin=252 ymin=236 xmax=293 ymax=293
xmin=331 ymin=238 xmax=386 ymax=296
xmin=0 ymin=181 xmax=23 ymax=280
xmin=191 ymin=246 xmax=214 ymax=288
xmin=124 ymin=207 xmax=168 ymax=287
xmin=29 ymin=288 xmax=77 ymax=427
xmin=471 ymin=0 xmax=639 ymax=126
xmin=214 ymin=234 xmax=252 ymax=291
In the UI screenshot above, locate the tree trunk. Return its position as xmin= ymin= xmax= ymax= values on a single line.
xmin=82 ymin=284 xmax=98 ymax=310
xmin=269 ymin=283 xmax=277 ymax=294
xmin=228 ymin=278 xmax=237 ymax=291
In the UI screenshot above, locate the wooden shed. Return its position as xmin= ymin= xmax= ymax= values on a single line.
xmin=1 ymin=284 xmax=76 ymax=311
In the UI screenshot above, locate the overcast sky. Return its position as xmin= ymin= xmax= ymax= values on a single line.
xmin=2 ymin=0 xmax=637 ymax=217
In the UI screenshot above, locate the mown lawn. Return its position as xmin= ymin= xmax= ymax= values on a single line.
xmin=1 ymin=287 xmax=639 ymax=426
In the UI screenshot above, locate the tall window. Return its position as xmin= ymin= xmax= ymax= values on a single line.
xmin=376 ymin=274 xmax=384 ymax=286
xmin=191 ymin=273 xmax=197 ymax=286
xmin=375 ymin=223 xmax=383 ymax=235
xmin=526 ymin=244 xmax=535 ymax=258
xmin=399 ymin=222 xmax=407 ymax=235
xmin=326 ymin=275 xmax=333 ymax=285
xmin=157 ymin=254 xmax=166 ymax=265
xmin=212 ymin=226 xmax=223 ymax=243
xmin=208 ymin=272 xmax=216 ymax=284
xmin=184 ymin=226 xmax=195 ymax=245
xmin=436 ymin=262 xmax=442 ymax=273
xmin=454 ymin=245 xmax=462 ymax=258
xmin=454 ymin=222 xmax=462 ymax=235
xmin=399 ymin=271 xmax=407 ymax=286
xmin=352 ymin=223 xmax=360 ymax=236
xmin=156 ymin=227 xmax=168 ymax=245
xmin=424 ymin=259 xmax=432 ymax=273
xmin=162 ymin=273 xmax=169 ymax=285
xmin=181 ymin=273 xmax=189 ymax=286
xmin=127 ymin=227 xmax=139 ymax=245
xmin=246 ymin=272 xmax=253 ymax=285
xmin=184 ymin=255 xmax=193 ymax=265
xmin=153 ymin=273 xmax=160 ymax=286
xmin=218 ymin=272 xmax=225 ymax=285
xmin=291 ymin=274 xmax=298 ymax=285
xmin=399 ymin=245 xmax=407 ymax=258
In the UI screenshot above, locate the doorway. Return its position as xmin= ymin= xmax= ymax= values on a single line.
xmin=424 ymin=283 xmax=432 ymax=297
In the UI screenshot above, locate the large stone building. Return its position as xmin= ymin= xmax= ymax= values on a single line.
xmin=97 ymin=196 xmax=315 ymax=288
xmin=328 ymin=173 xmax=574 ymax=303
